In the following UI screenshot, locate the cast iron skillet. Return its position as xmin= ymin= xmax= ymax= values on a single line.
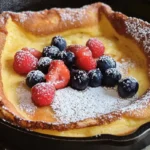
xmin=0 ymin=0 xmax=150 ymax=150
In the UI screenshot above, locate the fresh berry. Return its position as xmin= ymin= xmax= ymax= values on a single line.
xmin=67 ymin=45 xmax=84 ymax=54
xmin=117 ymin=77 xmax=139 ymax=98
xmin=97 ymin=55 xmax=116 ymax=73
xmin=42 ymin=46 xmax=60 ymax=59
xmin=88 ymin=68 xmax=103 ymax=87
xmin=37 ymin=57 xmax=52 ymax=74
xmin=75 ymin=47 xmax=92 ymax=58
xmin=46 ymin=60 xmax=70 ymax=89
xmin=86 ymin=38 xmax=105 ymax=58
xmin=51 ymin=36 xmax=67 ymax=51
xmin=67 ymin=45 xmax=92 ymax=58
xmin=13 ymin=50 xmax=38 ymax=75
xmin=69 ymin=65 xmax=78 ymax=72
xmin=31 ymin=83 xmax=55 ymax=107
xmin=57 ymin=51 xmax=67 ymax=61
xmin=26 ymin=70 xmax=45 ymax=88
xmin=65 ymin=51 xmax=75 ymax=67
xmin=57 ymin=51 xmax=75 ymax=67
xmin=76 ymin=56 xmax=96 ymax=71
xmin=22 ymin=47 xmax=42 ymax=59
xmin=71 ymin=70 xmax=89 ymax=90
xmin=103 ymin=68 xmax=121 ymax=87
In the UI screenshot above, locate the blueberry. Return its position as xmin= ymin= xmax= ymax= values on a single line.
xmin=117 ymin=77 xmax=139 ymax=98
xmin=103 ymin=68 xmax=121 ymax=87
xmin=57 ymin=51 xmax=67 ymax=61
xmin=57 ymin=51 xmax=75 ymax=67
xmin=51 ymin=36 xmax=67 ymax=51
xmin=66 ymin=52 xmax=75 ymax=67
xmin=97 ymin=55 xmax=116 ymax=73
xmin=69 ymin=65 xmax=78 ymax=72
xmin=70 ymin=70 xmax=89 ymax=90
xmin=26 ymin=70 xmax=45 ymax=88
xmin=42 ymin=46 xmax=60 ymax=59
xmin=37 ymin=57 xmax=52 ymax=74
xmin=88 ymin=69 xmax=103 ymax=87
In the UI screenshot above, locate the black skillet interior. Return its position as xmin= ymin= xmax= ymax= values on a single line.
xmin=0 ymin=0 xmax=150 ymax=150
xmin=1 ymin=119 xmax=150 ymax=150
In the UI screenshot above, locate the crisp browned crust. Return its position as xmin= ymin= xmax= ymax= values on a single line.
xmin=0 ymin=2 xmax=150 ymax=132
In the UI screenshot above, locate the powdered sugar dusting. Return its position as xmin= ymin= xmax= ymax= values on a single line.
xmin=121 ymin=90 xmax=150 ymax=114
xmin=117 ymin=58 xmax=135 ymax=76
xmin=52 ymin=87 xmax=137 ymax=124
xmin=56 ymin=7 xmax=88 ymax=25
xmin=125 ymin=17 xmax=150 ymax=54
xmin=16 ymin=59 xmax=149 ymax=124
xmin=16 ymin=82 xmax=37 ymax=114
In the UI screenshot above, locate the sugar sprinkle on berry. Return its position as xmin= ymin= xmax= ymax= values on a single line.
xmin=31 ymin=82 xmax=55 ymax=107
xmin=13 ymin=50 xmax=38 ymax=75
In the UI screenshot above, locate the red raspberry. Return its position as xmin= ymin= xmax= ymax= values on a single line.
xmin=75 ymin=46 xmax=92 ymax=58
xmin=76 ymin=56 xmax=96 ymax=71
xmin=86 ymin=38 xmax=105 ymax=58
xmin=66 ymin=45 xmax=84 ymax=55
xmin=13 ymin=50 xmax=38 ymax=75
xmin=67 ymin=45 xmax=92 ymax=58
xmin=31 ymin=83 xmax=55 ymax=107
xmin=22 ymin=47 xmax=42 ymax=59
xmin=46 ymin=60 xmax=70 ymax=89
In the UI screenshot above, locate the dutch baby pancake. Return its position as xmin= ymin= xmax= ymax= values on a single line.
xmin=0 ymin=2 xmax=150 ymax=137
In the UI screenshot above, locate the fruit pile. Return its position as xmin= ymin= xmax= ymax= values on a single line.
xmin=13 ymin=36 xmax=139 ymax=107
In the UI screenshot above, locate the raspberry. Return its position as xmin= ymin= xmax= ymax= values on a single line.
xmin=75 ymin=46 xmax=92 ymax=58
xmin=22 ymin=47 xmax=42 ymax=59
xmin=67 ymin=45 xmax=92 ymax=58
xmin=13 ymin=50 xmax=38 ymax=75
xmin=76 ymin=56 xmax=96 ymax=71
xmin=31 ymin=83 xmax=55 ymax=107
xmin=46 ymin=60 xmax=70 ymax=89
xmin=66 ymin=45 xmax=84 ymax=55
xmin=86 ymin=38 xmax=105 ymax=58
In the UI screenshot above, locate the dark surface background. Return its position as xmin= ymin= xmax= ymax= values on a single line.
xmin=0 ymin=0 xmax=150 ymax=149
xmin=0 ymin=0 xmax=150 ymax=21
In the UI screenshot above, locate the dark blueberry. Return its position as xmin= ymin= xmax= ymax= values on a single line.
xmin=88 ymin=69 xmax=103 ymax=87
xmin=51 ymin=36 xmax=67 ymax=51
xmin=66 ymin=51 xmax=75 ymax=67
xmin=37 ymin=57 xmax=52 ymax=74
xmin=70 ymin=70 xmax=89 ymax=90
xmin=69 ymin=65 xmax=78 ymax=72
xmin=26 ymin=70 xmax=45 ymax=88
xmin=117 ymin=77 xmax=139 ymax=98
xmin=97 ymin=55 xmax=116 ymax=73
xmin=57 ymin=51 xmax=67 ymax=61
xmin=57 ymin=51 xmax=75 ymax=67
xmin=42 ymin=45 xmax=60 ymax=59
xmin=103 ymin=68 xmax=121 ymax=87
